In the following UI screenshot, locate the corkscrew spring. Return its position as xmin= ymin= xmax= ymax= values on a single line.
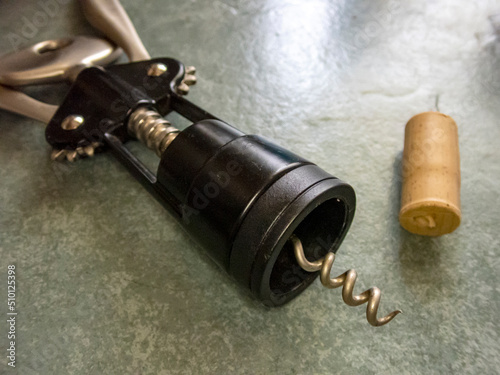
xmin=290 ymin=234 xmax=402 ymax=327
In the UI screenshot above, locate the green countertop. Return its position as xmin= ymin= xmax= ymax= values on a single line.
xmin=1 ymin=1 xmax=499 ymax=374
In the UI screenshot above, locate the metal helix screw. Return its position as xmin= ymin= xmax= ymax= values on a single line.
xmin=290 ymin=234 xmax=402 ymax=327
xmin=127 ymin=107 xmax=180 ymax=157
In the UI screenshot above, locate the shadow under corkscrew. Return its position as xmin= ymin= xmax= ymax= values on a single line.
xmin=290 ymin=234 xmax=402 ymax=327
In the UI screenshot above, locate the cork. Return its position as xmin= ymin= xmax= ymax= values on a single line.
xmin=399 ymin=112 xmax=461 ymax=236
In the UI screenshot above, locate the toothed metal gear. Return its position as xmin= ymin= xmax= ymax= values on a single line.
xmin=176 ymin=65 xmax=197 ymax=95
xmin=51 ymin=142 xmax=99 ymax=162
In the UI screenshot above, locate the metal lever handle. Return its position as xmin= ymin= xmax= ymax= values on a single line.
xmin=0 ymin=36 xmax=121 ymax=123
xmin=0 ymin=37 xmax=121 ymax=87
xmin=80 ymin=0 xmax=150 ymax=62
xmin=0 ymin=85 xmax=57 ymax=123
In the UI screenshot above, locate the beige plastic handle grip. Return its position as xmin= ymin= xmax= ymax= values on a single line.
xmin=80 ymin=0 xmax=150 ymax=62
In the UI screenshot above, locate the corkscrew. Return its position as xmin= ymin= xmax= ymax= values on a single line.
xmin=290 ymin=234 xmax=402 ymax=326
xmin=0 ymin=0 xmax=401 ymax=326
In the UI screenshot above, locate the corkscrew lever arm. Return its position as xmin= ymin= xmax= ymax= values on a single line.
xmin=80 ymin=0 xmax=150 ymax=62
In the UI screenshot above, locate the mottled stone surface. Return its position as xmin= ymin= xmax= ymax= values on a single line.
xmin=1 ymin=0 xmax=499 ymax=374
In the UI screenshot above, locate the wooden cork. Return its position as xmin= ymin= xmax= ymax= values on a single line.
xmin=399 ymin=112 xmax=461 ymax=236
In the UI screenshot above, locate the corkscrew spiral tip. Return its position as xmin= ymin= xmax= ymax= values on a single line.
xmin=290 ymin=234 xmax=401 ymax=327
